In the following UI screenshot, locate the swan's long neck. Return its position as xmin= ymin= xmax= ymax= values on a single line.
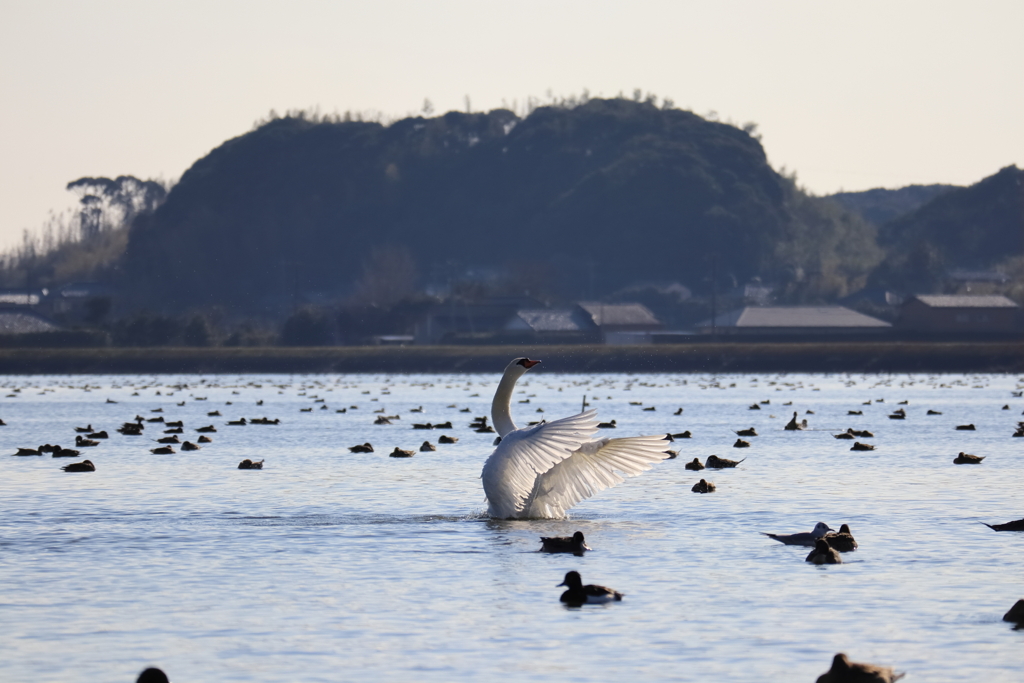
xmin=491 ymin=368 xmax=523 ymax=437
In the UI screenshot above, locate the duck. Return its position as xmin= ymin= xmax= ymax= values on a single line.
xmin=86 ymin=431 xmax=109 ymax=439
xmin=163 ymin=427 xmax=183 ymax=434
xmin=438 ymin=435 xmax=458 ymax=444
xmin=955 ymin=424 xmax=976 ymax=431
xmin=237 ymin=459 xmax=264 ymax=469
xmin=197 ymin=435 xmax=212 ymax=443
xmin=75 ymin=436 xmax=99 ymax=448
xmin=684 ymin=458 xmax=705 ymax=471
xmin=824 ymin=524 xmax=858 ymax=551
xmin=539 ymin=531 xmax=590 ymax=554
xmin=61 ymin=459 xmax=95 ymax=472
xmin=806 ymin=539 xmax=842 ymax=564
xmin=419 ymin=441 xmax=436 ymax=452
xmin=733 ymin=438 xmax=751 ymax=448
xmin=927 ymin=409 xmax=942 ymax=415
xmin=847 ymin=410 xmax=863 ymax=415
xmin=557 ymin=571 xmax=623 ymax=605
xmin=670 ymin=431 xmax=691 ymax=439
xmin=389 ymin=447 xmax=415 ymax=458
xmin=953 ymin=451 xmax=984 ymax=464
xmin=673 ymin=408 xmax=683 ymax=415
xmin=597 ymin=419 xmax=617 ymax=429
xmin=663 ymin=449 xmax=678 ymax=459
xmin=227 ymin=418 xmax=247 ymax=426
xmin=150 ymin=446 xmax=175 ymax=455
xmin=156 ymin=435 xmax=180 ymax=444
xmin=482 ymin=358 xmax=670 ymax=519
xmin=784 ymin=411 xmax=803 ymax=430
xmin=196 ymin=425 xmax=217 ymax=433
xmin=984 ymin=518 xmax=1024 ymax=531
xmin=180 ymin=441 xmax=200 ymax=451
xmin=1003 ymin=599 xmax=1024 ymax=624
xmin=13 ymin=447 xmax=41 ymax=456
xmin=815 ymin=652 xmax=904 ymax=682
xmin=706 ymin=454 xmax=744 ymax=468
xmin=691 ymin=478 xmax=716 ymax=493
xmin=207 ymin=410 xmax=221 ymax=417
xmin=748 ymin=403 xmax=761 ymax=410
xmin=349 ymin=443 xmax=374 ymax=453
xmin=74 ymin=424 xmax=93 ymax=433
xmin=735 ymin=427 xmax=757 ymax=437
xmin=374 ymin=416 xmax=392 ymax=425
xmin=165 ymin=420 xmax=183 ymax=428
xmin=52 ymin=446 xmax=81 ymax=458
xmin=136 ymin=666 xmax=169 ymax=683
xmin=762 ymin=522 xmax=834 ymax=547
xmin=851 ymin=442 xmax=875 ymax=451
xmin=834 ymin=431 xmax=855 ymax=440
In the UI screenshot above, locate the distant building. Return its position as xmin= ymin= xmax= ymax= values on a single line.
xmin=898 ymin=295 xmax=1021 ymax=334
xmin=504 ymin=302 xmax=662 ymax=344
xmin=414 ymin=296 xmax=544 ymax=344
xmin=696 ymin=306 xmax=891 ymax=336
xmin=0 ymin=310 xmax=62 ymax=334
xmin=0 ymin=289 xmax=45 ymax=307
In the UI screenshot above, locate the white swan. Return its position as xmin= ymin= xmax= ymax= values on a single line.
xmin=481 ymin=358 xmax=671 ymax=519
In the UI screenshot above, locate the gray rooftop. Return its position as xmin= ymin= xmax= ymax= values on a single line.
xmin=911 ymin=295 xmax=1019 ymax=309
xmin=698 ymin=306 xmax=891 ymax=329
xmin=0 ymin=311 xmax=62 ymax=334
xmin=578 ymin=302 xmax=661 ymax=327
xmin=508 ymin=309 xmax=594 ymax=332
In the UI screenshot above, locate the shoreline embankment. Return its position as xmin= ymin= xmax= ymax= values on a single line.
xmin=0 ymin=342 xmax=1021 ymax=374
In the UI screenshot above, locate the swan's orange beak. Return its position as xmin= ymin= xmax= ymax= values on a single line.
xmin=520 ymin=359 xmax=541 ymax=368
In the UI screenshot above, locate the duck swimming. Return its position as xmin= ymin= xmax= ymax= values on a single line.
xmin=984 ymin=518 xmax=1024 ymax=531
xmin=953 ymin=452 xmax=984 ymax=464
xmin=706 ymin=454 xmax=744 ymax=468
xmin=61 ymin=459 xmax=95 ymax=472
xmin=816 ymin=652 xmax=904 ymax=682
xmin=684 ymin=458 xmax=704 ymax=471
xmin=237 ymin=459 xmax=263 ymax=469
xmin=348 ymin=443 xmax=374 ymax=453
xmin=557 ymin=570 xmax=623 ymax=605
xmin=691 ymin=478 xmax=716 ymax=493
xmin=762 ymin=522 xmax=834 ymax=547
xmin=806 ymin=539 xmax=842 ymax=564
xmin=824 ymin=524 xmax=858 ymax=551
xmin=539 ymin=531 xmax=590 ymax=554
xmin=482 ymin=358 xmax=669 ymax=519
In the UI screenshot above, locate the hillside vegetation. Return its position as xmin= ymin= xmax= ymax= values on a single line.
xmin=120 ymin=98 xmax=880 ymax=312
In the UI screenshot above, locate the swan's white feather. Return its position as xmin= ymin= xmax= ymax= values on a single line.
xmin=525 ymin=434 xmax=671 ymax=518
xmin=481 ymin=410 xmax=599 ymax=518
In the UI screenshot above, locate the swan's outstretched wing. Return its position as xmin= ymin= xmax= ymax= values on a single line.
xmin=525 ymin=434 xmax=671 ymax=518
xmin=481 ymin=410 xmax=599 ymax=518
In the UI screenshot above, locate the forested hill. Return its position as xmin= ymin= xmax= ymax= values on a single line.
xmin=121 ymin=98 xmax=879 ymax=313
xmin=829 ymin=184 xmax=958 ymax=226
xmin=869 ymin=165 xmax=1024 ymax=292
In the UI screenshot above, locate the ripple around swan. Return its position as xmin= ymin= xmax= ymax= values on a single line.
xmin=0 ymin=371 xmax=1022 ymax=682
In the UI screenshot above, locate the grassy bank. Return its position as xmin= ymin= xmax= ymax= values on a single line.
xmin=0 ymin=342 xmax=1021 ymax=374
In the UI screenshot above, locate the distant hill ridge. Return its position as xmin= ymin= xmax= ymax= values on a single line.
xmin=829 ymin=184 xmax=959 ymax=225
xmin=120 ymin=98 xmax=880 ymax=312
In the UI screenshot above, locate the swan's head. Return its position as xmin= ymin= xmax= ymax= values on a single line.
xmin=505 ymin=357 xmax=541 ymax=377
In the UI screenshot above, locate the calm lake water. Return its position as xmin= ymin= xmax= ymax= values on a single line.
xmin=1 ymin=370 xmax=1023 ymax=682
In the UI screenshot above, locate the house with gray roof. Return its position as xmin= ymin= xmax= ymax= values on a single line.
xmin=899 ymin=295 xmax=1020 ymax=334
xmin=696 ymin=306 xmax=891 ymax=336
xmin=0 ymin=310 xmax=62 ymax=335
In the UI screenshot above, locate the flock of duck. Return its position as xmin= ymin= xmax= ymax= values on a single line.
xmin=6 ymin=365 xmax=1024 ymax=682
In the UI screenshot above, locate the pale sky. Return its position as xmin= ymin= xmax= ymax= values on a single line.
xmin=1 ymin=0 xmax=1022 ymax=250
